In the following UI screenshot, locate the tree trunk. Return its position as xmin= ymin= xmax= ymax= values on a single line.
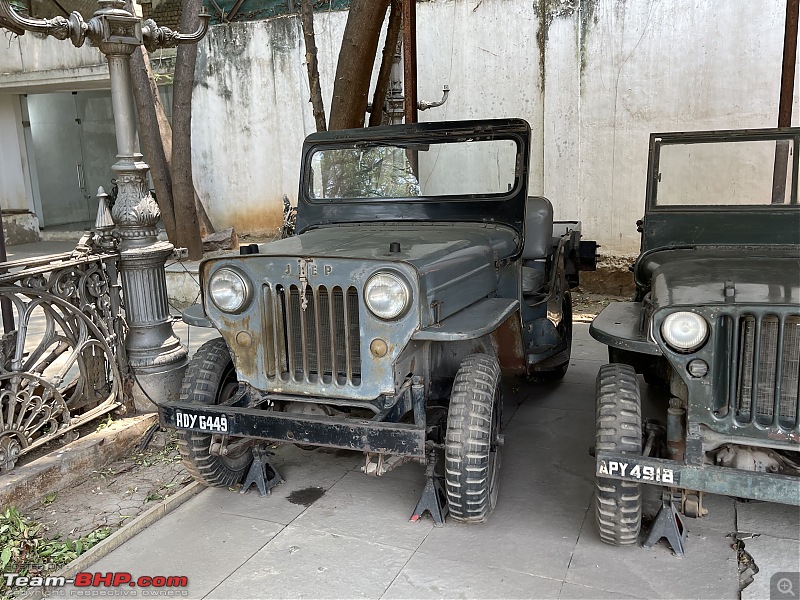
xmin=172 ymin=0 xmax=204 ymax=260
xmin=193 ymin=191 xmax=214 ymax=238
xmin=142 ymin=51 xmax=215 ymax=238
xmin=300 ymin=0 xmax=326 ymax=132
xmin=130 ymin=47 xmax=177 ymax=241
xmin=328 ymin=0 xmax=390 ymax=130
xmin=369 ymin=0 xmax=401 ymax=127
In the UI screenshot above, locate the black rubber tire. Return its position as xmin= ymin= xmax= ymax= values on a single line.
xmin=177 ymin=338 xmax=253 ymax=487
xmin=595 ymin=363 xmax=643 ymax=546
xmin=540 ymin=291 xmax=573 ymax=380
xmin=444 ymin=354 xmax=503 ymax=523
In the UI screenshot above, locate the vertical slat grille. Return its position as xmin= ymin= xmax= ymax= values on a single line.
xmin=736 ymin=314 xmax=800 ymax=426
xmin=265 ymin=284 xmax=361 ymax=385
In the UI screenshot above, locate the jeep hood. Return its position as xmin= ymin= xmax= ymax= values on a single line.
xmin=218 ymin=223 xmax=518 ymax=322
xmin=253 ymin=223 xmax=517 ymax=263
xmin=645 ymin=249 xmax=800 ymax=308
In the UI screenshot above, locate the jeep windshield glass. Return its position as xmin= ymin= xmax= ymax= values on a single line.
xmin=308 ymin=139 xmax=518 ymax=200
xmin=654 ymin=138 xmax=797 ymax=207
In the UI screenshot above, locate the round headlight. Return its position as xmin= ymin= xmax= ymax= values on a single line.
xmin=209 ymin=268 xmax=251 ymax=313
xmin=364 ymin=271 xmax=411 ymax=320
xmin=661 ymin=311 xmax=708 ymax=353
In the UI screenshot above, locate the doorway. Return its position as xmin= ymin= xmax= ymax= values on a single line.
xmin=26 ymin=91 xmax=117 ymax=229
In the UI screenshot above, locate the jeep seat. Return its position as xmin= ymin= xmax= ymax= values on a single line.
xmin=521 ymin=196 xmax=553 ymax=294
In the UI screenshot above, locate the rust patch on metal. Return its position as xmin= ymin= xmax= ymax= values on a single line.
xmin=492 ymin=310 xmax=526 ymax=375
xmin=223 ymin=314 xmax=259 ymax=379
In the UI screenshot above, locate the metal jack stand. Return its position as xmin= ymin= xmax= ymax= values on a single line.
xmin=410 ymin=450 xmax=448 ymax=526
xmin=644 ymin=490 xmax=687 ymax=556
xmin=240 ymin=447 xmax=284 ymax=497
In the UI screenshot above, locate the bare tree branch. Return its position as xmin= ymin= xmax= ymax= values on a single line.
xmin=369 ymin=0 xmax=401 ymax=126
xmin=130 ymin=46 xmax=177 ymax=241
xmin=172 ymin=0 xmax=204 ymax=259
xmin=300 ymin=0 xmax=326 ymax=132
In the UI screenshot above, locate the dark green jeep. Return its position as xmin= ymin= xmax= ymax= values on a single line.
xmin=159 ymin=119 xmax=593 ymax=524
xmin=590 ymin=127 xmax=800 ymax=552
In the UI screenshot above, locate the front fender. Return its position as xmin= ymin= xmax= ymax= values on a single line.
xmin=411 ymin=297 xmax=519 ymax=341
xmin=590 ymin=301 xmax=661 ymax=356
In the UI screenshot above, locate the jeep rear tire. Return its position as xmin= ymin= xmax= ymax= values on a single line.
xmin=541 ymin=291 xmax=573 ymax=380
xmin=595 ymin=363 xmax=643 ymax=545
xmin=177 ymin=338 xmax=253 ymax=487
xmin=444 ymin=354 xmax=503 ymax=523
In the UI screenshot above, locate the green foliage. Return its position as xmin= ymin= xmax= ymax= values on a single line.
xmin=0 ymin=507 xmax=112 ymax=598
xmin=131 ymin=431 xmax=181 ymax=468
xmin=95 ymin=414 xmax=114 ymax=432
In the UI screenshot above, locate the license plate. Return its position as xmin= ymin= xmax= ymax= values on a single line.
xmin=597 ymin=457 xmax=676 ymax=484
xmin=174 ymin=410 xmax=229 ymax=433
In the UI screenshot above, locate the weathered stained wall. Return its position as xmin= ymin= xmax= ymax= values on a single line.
xmin=541 ymin=0 xmax=795 ymax=254
xmin=192 ymin=12 xmax=350 ymax=236
xmin=192 ymin=0 xmax=795 ymax=253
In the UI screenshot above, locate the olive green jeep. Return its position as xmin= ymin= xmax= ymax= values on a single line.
xmin=590 ymin=127 xmax=800 ymax=553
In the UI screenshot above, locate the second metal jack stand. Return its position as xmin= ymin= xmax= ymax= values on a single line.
xmin=240 ymin=447 xmax=284 ymax=496
xmin=410 ymin=450 xmax=448 ymax=526
xmin=644 ymin=491 xmax=687 ymax=556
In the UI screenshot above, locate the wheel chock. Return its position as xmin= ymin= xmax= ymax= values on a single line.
xmin=240 ymin=447 xmax=284 ymax=496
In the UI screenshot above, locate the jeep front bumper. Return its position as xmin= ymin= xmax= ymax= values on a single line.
xmin=159 ymin=401 xmax=427 ymax=457
xmin=596 ymin=452 xmax=800 ymax=505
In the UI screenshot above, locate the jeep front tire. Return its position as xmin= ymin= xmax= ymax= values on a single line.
xmin=444 ymin=353 xmax=503 ymax=523
xmin=177 ymin=338 xmax=253 ymax=487
xmin=595 ymin=363 xmax=643 ymax=545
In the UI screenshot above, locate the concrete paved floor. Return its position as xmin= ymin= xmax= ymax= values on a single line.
xmin=70 ymin=323 xmax=799 ymax=600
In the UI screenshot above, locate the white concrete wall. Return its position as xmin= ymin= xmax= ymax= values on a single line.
xmin=191 ymin=0 xmax=796 ymax=253
xmin=0 ymin=94 xmax=41 ymax=243
xmin=192 ymin=15 xmax=342 ymax=235
xmin=543 ymin=0 xmax=795 ymax=254
xmin=0 ymin=95 xmax=30 ymax=211
xmin=0 ymin=33 xmax=108 ymax=93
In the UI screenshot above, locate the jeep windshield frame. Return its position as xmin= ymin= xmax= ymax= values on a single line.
xmin=295 ymin=119 xmax=531 ymax=248
xmin=640 ymin=127 xmax=800 ymax=252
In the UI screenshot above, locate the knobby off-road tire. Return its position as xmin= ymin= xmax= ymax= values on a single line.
xmin=177 ymin=338 xmax=253 ymax=487
xmin=595 ymin=363 xmax=643 ymax=545
xmin=445 ymin=354 xmax=503 ymax=523
xmin=540 ymin=291 xmax=573 ymax=380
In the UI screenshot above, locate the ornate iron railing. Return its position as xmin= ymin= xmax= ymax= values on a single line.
xmin=0 ymin=233 xmax=126 ymax=473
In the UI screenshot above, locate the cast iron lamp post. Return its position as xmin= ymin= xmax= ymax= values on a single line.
xmin=0 ymin=0 xmax=209 ymax=409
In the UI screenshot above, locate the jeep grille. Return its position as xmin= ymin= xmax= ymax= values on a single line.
xmin=734 ymin=314 xmax=799 ymax=428
xmin=263 ymin=284 xmax=361 ymax=385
